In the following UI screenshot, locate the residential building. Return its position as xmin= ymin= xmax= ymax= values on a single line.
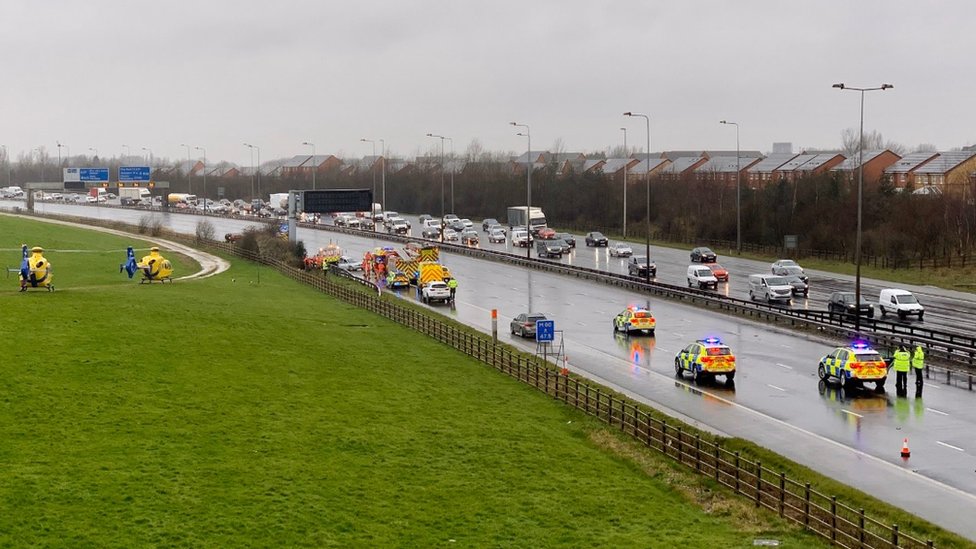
xmin=911 ymin=150 xmax=976 ymax=194
xmin=830 ymin=149 xmax=901 ymax=185
xmin=746 ymin=153 xmax=797 ymax=187
xmin=884 ymin=152 xmax=939 ymax=189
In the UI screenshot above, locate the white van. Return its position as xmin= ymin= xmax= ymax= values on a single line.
xmin=748 ymin=274 xmax=793 ymax=303
xmin=878 ymin=289 xmax=924 ymax=320
xmin=687 ymin=265 xmax=718 ymax=289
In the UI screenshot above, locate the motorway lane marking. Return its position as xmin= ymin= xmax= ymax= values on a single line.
xmin=841 ymin=409 xmax=863 ymax=418
xmin=656 ymin=346 xmax=671 ymax=353
xmin=926 ymin=408 xmax=949 ymax=416
xmin=672 ymin=332 xmax=684 ymax=338
xmin=766 ymin=384 xmax=786 ymax=392
xmin=571 ymin=342 xmax=976 ymax=505
xmin=937 ymin=441 xmax=965 ymax=452
xmin=925 ymin=383 xmax=941 ymax=389
xmin=775 ymin=363 xmax=793 ymax=370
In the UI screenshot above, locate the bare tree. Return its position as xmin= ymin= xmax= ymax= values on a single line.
xmin=465 ymin=138 xmax=485 ymax=162
xmin=841 ymin=128 xmax=904 ymax=156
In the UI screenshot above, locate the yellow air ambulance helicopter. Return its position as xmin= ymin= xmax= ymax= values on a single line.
xmin=121 ymin=246 xmax=174 ymax=283
xmin=19 ymin=245 xmax=54 ymax=292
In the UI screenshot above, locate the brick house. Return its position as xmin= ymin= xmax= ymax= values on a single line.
xmin=883 ymin=152 xmax=940 ymax=189
xmin=830 ymin=150 xmax=901 ymax=185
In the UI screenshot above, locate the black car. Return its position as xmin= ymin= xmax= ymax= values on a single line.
xmin=556 ymin=233 xmax=576 ymax=248
xmin=627 ymin=256 xmax=657 ymax=277
xmin=772 ymin=265 xmax=809 ymax=283
xmin=536 ymin=239 xmax=564 ymax=258
xmin=690 ymin=247 xmax=717 ymax=263
xmin=585 ymin=231 xmax=609 ymax=247
xmin=784 ymin=274 xmax=809 ymax=297
xmin=422 ymin=227 xmax=441 ymax=239
xmin=482 ymin=218 xmax=499 ymax=231
xmin=828 ymin=291 xmax=874 ymax=318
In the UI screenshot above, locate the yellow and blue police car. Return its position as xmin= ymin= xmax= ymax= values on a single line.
xmin=674 ymin=337 xmax=736 ymax=383
xmin=612 ymin=305 xmax=656 ymax=335
xmin=817 ymin=341 xmax=888 ymax=391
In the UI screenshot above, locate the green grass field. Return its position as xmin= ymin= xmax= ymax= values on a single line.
xmin=0 ymin=215 xmax=828 ymax=547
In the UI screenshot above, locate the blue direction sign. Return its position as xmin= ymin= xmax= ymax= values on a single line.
xmin=79 ymin=168 xmax=109 ymax=182
xmin=119 ymin=166 xmax=151 ymax=182
xmin=535 ymin=319 xmax=555 ymax=342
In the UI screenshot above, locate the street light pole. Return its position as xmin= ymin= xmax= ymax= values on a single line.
xmin=720 ymin=120 xmax=741 ymax=254
xmin=302 ymin=141 xmax=316 ymax=190
xmin=833 ymin=82 xmax=893 ymax=337
xmin=195 ymin=146 xmax=207 ymax=211
xmin=511 ymin=122 xmax=532 ymax=260
xmin=180 ymin=143 xmax=192 ymax=194
xmin=1 ymin=144 xmax=9 ymax=186
xmin=446 ymin=136 xmax=454 ymax=213
xmin=621 ymin=126 xmax=628 ymax=238
xmin=624 ymin=112 xmax=651 ymax=284
xmin=56 ymin=141 xmax=64 ymax=175
xmin=426 ymin=133 xmax=446 ymax=217
xmin=254 ymin=145 xmax=261 ymax=198
xmin=379 ymin=138 xmax=386 ymax=209
xmin=244 ymin=143 xmax=256 ymax=199
xmin=360 ymin=138 xmax=377 ymax=217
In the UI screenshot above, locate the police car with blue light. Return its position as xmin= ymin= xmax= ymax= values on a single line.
xmin=674 ymin=337 xmax=736 ymax=384
xmin=817 ymin=341 xmax=889 ymax=391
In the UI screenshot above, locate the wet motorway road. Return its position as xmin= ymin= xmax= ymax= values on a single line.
xmin=14 ymin=202 xmax=976 ymax=539
xmin=391 ymin=213 xmax=976 ymax=338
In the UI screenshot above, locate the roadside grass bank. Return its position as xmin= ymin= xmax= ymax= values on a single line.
xmin=0 ymin=215 xmax=826 ymax=547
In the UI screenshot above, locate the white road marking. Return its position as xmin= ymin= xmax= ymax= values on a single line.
xmin=672 ymin=332 xmax=684 ymax=338
xmin=656 ymin=346 xmax=671 ymax=353
xmin=926 ymin=408 xmax=949 ymax=416
xmin=841 ymin=409 xmax=863 ymax=418
xmin=779 ymin=344 xmax=793 ymax=349
xmin=925 ymin=383 xmax=941 ymax=389
xmin=767 ymin=384 xmax=786 ymax=392
xmin=937 ymin=441 xmax=965 ymax=452
xmin=775 ymin=363 xmax=793 ymax=370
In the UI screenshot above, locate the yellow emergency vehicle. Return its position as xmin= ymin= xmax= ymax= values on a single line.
xmin=612 ymin=305 xmax=656 ymax=335
xmin=674 ymin=337 xmax=736 ymax=384
xmin=817 ymin=341 xmax=888 ymax=391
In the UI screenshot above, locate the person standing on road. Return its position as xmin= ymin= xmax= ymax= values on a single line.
xmin=447 ymin=277 xmax=458 ymax=302
xmin=892 ymin=346 xmax=911 ymax=395
xmin=912 ymin=345 xmax=925 ymax=394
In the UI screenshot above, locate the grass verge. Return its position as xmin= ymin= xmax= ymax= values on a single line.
xmin=0 ymin=214 xmax=829 ymax=547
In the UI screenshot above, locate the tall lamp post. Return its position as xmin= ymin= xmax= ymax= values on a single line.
xmin=195 ymin=146 xmax=207 ymax=211
xmin=122 ymin=144 xmax=129 ymax=159
xmin=302 ymin=141 xmax=316 ymax=189
xmin=360 ymin=138 xmax=377 ymax=218
xmin=89 ymin=147 xmax=98 ymax=163
xmin=510 ymin=122 xmax=532 ymax=260
xmin=244 ymin=143 xmax=257 ymax=199
xmin=624 ymin=112 xmax=651 ymax=284
xmin=34 ymin=147 xmax=44 ymax=182
xmin=180 ymin=143 xmax=192 ymax=193
xmin=832 ymin=82 xmax=893 ymax=336
xmin=56 ymin=141 xmax=64 ymax=174
xmin=720 ymin=120 xmax=741 ymax=254
xmin=426 ymin=133 xmax=446 ymax=217
xmin=446 ymin=136 xmax=454 ymax=213
xmin=1 ymin=144 xmax=9 ymax=186
xmin=620 ymin=126 xmax=628 ymax=237
xmin=379 ymin=138 xmax=386 ymax=210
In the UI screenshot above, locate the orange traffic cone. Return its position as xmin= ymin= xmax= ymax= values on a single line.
xmin=900 ymin=438 xmax=911 ymax=458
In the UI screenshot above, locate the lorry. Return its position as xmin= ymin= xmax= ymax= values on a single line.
xmin=506 ymin=206 xmax=547 ymax=235
xmin=119 ymin=187 xmax=151 ymax=203
xmin=167 ymin=193 xmax=197 ymax=206
xmin=269 ymin=193 xmax=290 ymax=210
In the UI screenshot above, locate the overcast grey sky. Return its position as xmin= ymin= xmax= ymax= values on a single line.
xmin=2 ymin=0 xmax=973 ymax=166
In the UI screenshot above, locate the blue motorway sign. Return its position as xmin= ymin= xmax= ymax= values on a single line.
xmin=79 ymin=168 xmax=109 ymax=182
xmin=535 ymin=319 xmax=555 ymax=342
xmin=119 ymin=166 xmax=151 ymax=182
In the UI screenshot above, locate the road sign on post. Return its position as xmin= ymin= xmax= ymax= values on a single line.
xmin=535 ymin=320 xmax=555 ymax=342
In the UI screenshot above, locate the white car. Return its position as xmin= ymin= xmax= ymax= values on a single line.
xmin=608 ymin=242 xmax=633 ymax=257
xmin=336 ymin=256 xmax=362 ymax=271
xmin=421 ymin=281 xmax=451 ymax=304
xmin=461 ymin=218 xmax=474 ymax=229
xmin=443 ymin=229 xmax=460 ymax=242
xmin=687 ymin=265 xmax=719 ymax=290
xmin=488 ymin=228 xmax=506 ymax=243
xmin=512 ymin=230 xmax=531 ymax=247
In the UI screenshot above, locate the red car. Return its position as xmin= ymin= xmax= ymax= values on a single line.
xmin=707 ymin=263 xmax=729 ymax=282
xmin=537 ymin=227 xmax=557 ymax=240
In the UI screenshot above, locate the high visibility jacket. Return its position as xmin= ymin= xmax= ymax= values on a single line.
xmin=892 ymin=350 xmax=911 ymax=372
xmin=912 ymin=346 xmax=924 ymax=369
xmin=447 ymin=278 xmax=458 ymax=289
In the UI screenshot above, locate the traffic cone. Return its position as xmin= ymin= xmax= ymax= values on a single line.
xmin=900 ymin=438 xmax=911 ymax=458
